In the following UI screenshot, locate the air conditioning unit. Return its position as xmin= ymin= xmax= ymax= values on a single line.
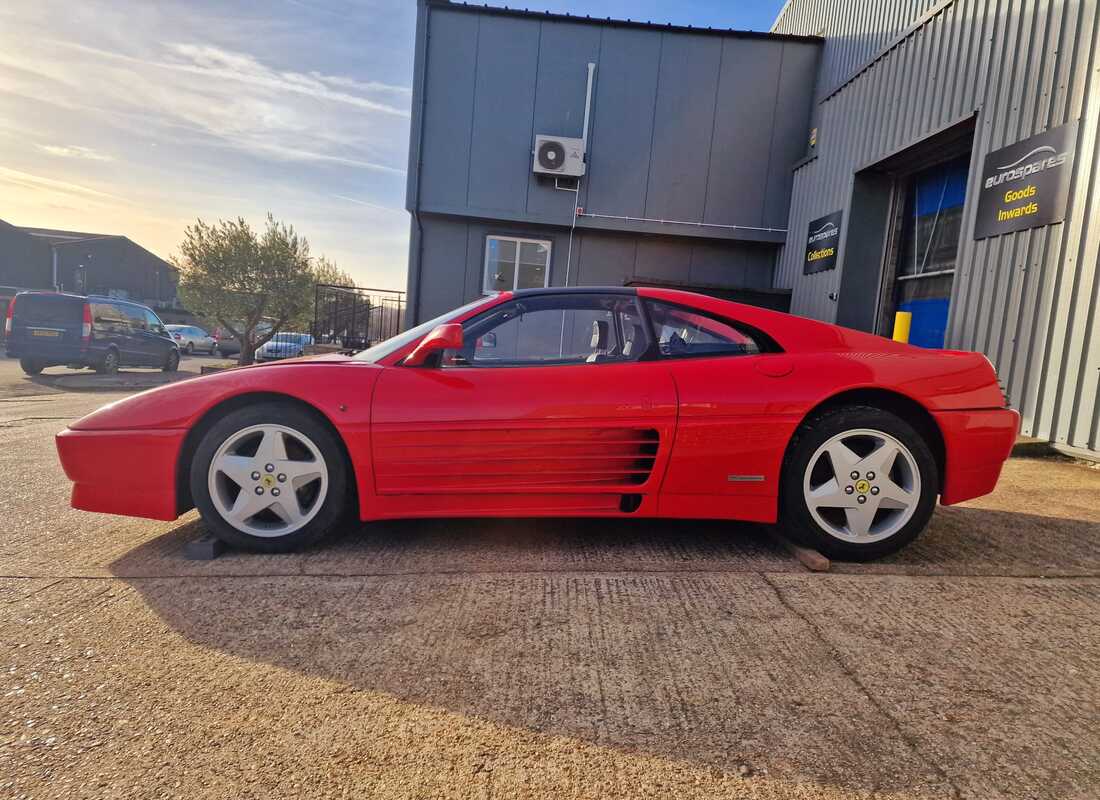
xmin=533 ymin=135 xmax=586 ymax=177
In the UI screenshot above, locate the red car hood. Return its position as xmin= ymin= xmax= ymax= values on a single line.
xmin=69 ymin=354 xmax=374 ymax=431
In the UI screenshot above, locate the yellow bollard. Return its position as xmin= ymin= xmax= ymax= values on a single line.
xmin=892 ymin=311 xmax=912 ymax=343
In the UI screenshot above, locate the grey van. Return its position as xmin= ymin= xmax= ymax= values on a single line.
xmin=4 ymin=292 xmax=180 ymax=375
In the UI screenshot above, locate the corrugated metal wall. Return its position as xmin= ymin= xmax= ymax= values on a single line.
xmin=773 ymin=0 xmax=1100 ymax=452
xmin=772 ymin=0 xmax=943 ymax=97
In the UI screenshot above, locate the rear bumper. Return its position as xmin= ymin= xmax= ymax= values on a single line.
xmin=56 ymin=427 xmax=186 ymax=520
xmin=933 ymin=407 xmax=1021 ymax=505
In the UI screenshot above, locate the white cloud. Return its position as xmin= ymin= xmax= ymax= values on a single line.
xmin=35 ymin=144 xmax=114 ymax=161
xmin=164 ymin=43 xmax=411 ymax=118
xmin=0 ymin=166 xmax=122 ymax=201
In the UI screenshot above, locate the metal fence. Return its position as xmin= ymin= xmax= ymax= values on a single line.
xmin=311 ymin=284 xmax=405 ymax=350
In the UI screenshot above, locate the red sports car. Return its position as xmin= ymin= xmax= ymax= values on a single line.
xmin=55 ymin=288 xmax=1019 ymax=560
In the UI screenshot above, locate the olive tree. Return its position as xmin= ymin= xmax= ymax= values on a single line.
xmin=176 ymin=215 xmax=315 ymax=365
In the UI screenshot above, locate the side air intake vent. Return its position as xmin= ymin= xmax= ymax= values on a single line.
xmin=373 ymin=427 xmax=660 ymax=493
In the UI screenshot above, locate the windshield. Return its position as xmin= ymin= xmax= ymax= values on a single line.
xmin=352 ymin=295 xmax=498 ymax=363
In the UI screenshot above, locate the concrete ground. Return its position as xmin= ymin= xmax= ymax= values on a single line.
xmin=1 ymin=355 xmax=1098 ymax=799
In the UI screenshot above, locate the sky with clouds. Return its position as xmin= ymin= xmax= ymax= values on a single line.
xmin=0 ymin=0 xmax=784 ymax=289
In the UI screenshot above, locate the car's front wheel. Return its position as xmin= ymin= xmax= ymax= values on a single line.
xmin=780 ymin=405 xmax=938 ymax=560
xmin=163 ymin=350 xmax=180 ymax=372
xmin=190 ymin=403 xmax=350 ymax=552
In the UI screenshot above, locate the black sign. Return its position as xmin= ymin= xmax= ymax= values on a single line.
xmin=804 ymin=210 xmax=842 ymax=275
xmin=974 ymin=121 xmax=1077 ymax=240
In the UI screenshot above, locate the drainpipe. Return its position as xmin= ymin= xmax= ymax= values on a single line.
xmin=51 ymin=247 xmax=58 ymax=290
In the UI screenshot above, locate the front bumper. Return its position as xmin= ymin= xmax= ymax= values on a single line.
xmin=56 ymin=427 xmax=187 ymax=520
xmin=933 ymin=407 xmax=1021 ymax=505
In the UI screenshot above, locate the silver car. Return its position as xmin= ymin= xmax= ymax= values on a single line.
xmin=254 ymin=332 xmax=314 ymax=362
xmin=165 ymin=324 xmax=217 ymax=355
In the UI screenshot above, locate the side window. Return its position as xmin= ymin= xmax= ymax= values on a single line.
xmin=143 ymin=309 xmax=162 ymax=333
xmin=118 ymin=304 xmax=143 ymax=331
xmin=483 ymin=236 xmax=551 ymax=294
xmin=643 ymin=299 xmax=765 ymax=358
xmin=447 ymin=294 xmax=650 ymax=367
xmin=90 ymin=302 xmax=115 ymax=328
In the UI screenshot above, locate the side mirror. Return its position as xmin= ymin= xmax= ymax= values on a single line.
xmin=404 ymin=323 xmax=464 ymax=367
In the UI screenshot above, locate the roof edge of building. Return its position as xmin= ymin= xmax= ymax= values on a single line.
xmin=427 ymin=1 xmax=823 ymax=44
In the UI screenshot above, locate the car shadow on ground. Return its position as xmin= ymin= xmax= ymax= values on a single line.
xmin=107 ymin=503 xmax=1100 ymax=798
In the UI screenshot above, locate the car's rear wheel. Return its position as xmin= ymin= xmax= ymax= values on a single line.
xmin=184 ymin=342 xmax=194 ymax=355
xmin=780 ymin=405 xmax=938 ymax=560
xmin=163 ymin=349 xmax=180 ymax=372
xmin=96 ymin=348 xmax=119 ymax=374
xmin=190 ymin=403 xmax=349 ymax=552
xmin=19 ymin=358 xmax=43 ymax=375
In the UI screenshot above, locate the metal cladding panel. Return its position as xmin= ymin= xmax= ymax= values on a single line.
xmin=583 ymin=27 xmax=662 ymax=218
xmin=413 ymin=2 xmax=818 ymax=233
xmin=772 ymin=0 xmax=942 ymax=97
xmin=526 ymin=21 xmax=603 ymax=219
xmin=466 ymin=15 xmax=541 ymax=212
xmin=773 ymin=0 xmax=1100 ymax=451
xmin=417 ymin=9 xmax=479 ymax=210
xmin=643 ymin=34 xmax=722 ymax=222
xmin=703 ymin=39 xmax=782 ymax=227
xmin=415 ymin=217 xmax=779 ymax=319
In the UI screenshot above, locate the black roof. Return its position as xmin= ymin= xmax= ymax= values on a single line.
xmin=429 ymin=1 xmax=821 ymax=43
xmin=513 ymin=286 xmax=636 ymax=297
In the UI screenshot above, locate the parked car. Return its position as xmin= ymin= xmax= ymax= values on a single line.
xmin=6 ymin=291 xmax=179 ymax=375
xmin=165 ymin=324 xmax=216 ymax=355
xmin=55 ymin=287 xmax=1020 ymax=559
xmin=254 ymin=332 xmax=313 ymax=362
xmin=210 ymin=323 xmax=272 ymax=358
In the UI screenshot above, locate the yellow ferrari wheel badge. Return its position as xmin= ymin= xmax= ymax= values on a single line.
xmin=262 ymin=474 xmax=276 ymax=489
xmin=855 ymin=479 xmax=871 ymax=494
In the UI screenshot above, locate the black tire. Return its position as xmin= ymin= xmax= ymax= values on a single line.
xmin=163 ymin=349 xmax=180 ymax=372
xmin=779 ymin=404 xmax=938 ymax=561
xmin=190 ymin=402 xmax=350 ymax=552
xmin=19 ymin=358 xmax=43 ymax=375
xmin=184 ymin=342 xmax=194 ymax=355
xmin=96 ymin=348 xmax=119 ymax=375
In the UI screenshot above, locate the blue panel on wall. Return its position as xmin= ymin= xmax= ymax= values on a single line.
xmin=899 ymin=297 xmax=950 ymax=349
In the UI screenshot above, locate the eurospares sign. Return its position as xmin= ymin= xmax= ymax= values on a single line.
xmin=974 ymin=121 xmax=1077 ymax=239
xmin=804 ymin=210 xmax=842 ymax=275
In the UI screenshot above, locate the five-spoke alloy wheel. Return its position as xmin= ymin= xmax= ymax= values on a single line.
xmin=781 ymin=405 xmax=938 ymax=560
xmin=207 ymin=424 xmax=329 ymax=538
xmin=191 ymin=402 xmax=350 ymax=552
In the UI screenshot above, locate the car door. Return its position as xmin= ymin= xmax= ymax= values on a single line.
xmin=112 ymin=302 xmax=148 ymax=366
xmin=131 ymin=307 xmax=169 ymax=365
xmin=641 ymin=297 xmax=800 ymax=523
xmin=194 ymin=326 xmax=215 ymax=352
xmin=369 ymin=292 xmax=678 ymax=516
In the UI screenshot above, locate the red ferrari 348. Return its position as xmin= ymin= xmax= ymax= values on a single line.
xmin=56 ymin=287 xmax=1019 ymax=560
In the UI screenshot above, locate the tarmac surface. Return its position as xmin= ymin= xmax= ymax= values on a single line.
xmin=1 ymin=355 xmax=1098 ymax=799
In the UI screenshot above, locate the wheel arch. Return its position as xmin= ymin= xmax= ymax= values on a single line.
xmin=787 ymin=387 xmax=946 ymax=492
xmin=175 ymin=391 xmax=359 ymax=516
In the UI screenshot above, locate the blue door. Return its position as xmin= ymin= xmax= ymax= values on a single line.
xmin=891 ymin=155 xmax=970 ymax=348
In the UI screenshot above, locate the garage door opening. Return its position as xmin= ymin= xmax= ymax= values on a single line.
xmin=885 ymin=154 xmax=970 ymax=348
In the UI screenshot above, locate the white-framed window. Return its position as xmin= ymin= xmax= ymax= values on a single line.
xmin=483 ymin=236 xmax=551 ymax=294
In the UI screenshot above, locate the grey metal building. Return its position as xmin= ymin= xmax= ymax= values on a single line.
xmin=405 ymin=1 xmax=821 ymax=322
xmin=771 ymin=0 xmax=1100 ymax=456
xmin=404 ymin=0 xmax=1100 ymax=457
